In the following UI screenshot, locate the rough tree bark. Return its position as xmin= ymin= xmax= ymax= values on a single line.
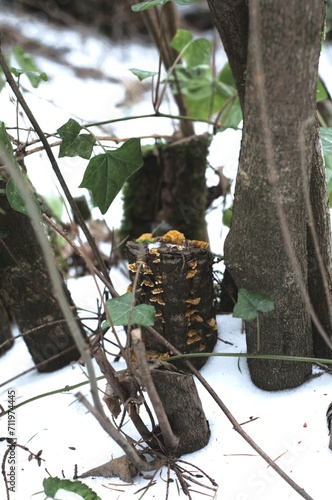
xmin=207 ymin=0 xmax=332 ymax=389
xmin=0 ymin=299 xmax=13 ymax=356
xmin=0 ymin=177 xmax=85 ymax=372
xmin=127 ymin=236 xmax=217 ymax=370
xmin=121 ymin=134 xmax=211 ymax=242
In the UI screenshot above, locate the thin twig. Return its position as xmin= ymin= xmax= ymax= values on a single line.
xmin=42 ymin=213 xmax=119 ymax=297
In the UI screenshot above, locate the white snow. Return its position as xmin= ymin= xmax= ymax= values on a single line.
xmin=0 ymin=7 xmax=332 ymax=500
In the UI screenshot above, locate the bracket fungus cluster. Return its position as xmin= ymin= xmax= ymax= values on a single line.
xmin=126 ymin=230 xmax=217 ymax=370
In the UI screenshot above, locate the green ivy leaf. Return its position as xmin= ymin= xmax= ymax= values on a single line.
xmin=129 ymin=68 xmax=158 ymax=81
xmin=171 ymin=28 xmax=193 ymax=52
xmin=103 ymin=293 xmax=156 ymax=327
xmin=131 ymin=0 xmax=166 ymax=11
xmin=131 ymin=303 xmax=156 ymax=325
xmin=0 ymin=122 xmax=39 ymax=217
xmin=171 ymin=29 xmax=211 ymax=69
xmin=233 ymin=288 xmax=275 ymax=322
xmin=317 ymin=78 xmax=328 ymax=102
xmin=0 ymin=121 xmax=15 ymax=157
xmin=79 ymin=138 xmax=143 ymax=214
xmin=131 ymin=0 xmax=198 ymax=9
xmin=43 ymin=477 xmax=101 ymax=499
xmin=6 ymin=176 xmax=29 ymax=216
xmin=222 ymin=206 xmax=233 ymax=228
xmin=321 ymin=128 xmax=332 ymax=156
xmin=57 ymin=118 xmax=95 ymax=159
xmin=173 ymin=0 xmax=200 ymax=4
xmin=11 ymin=45 xmax=48 ymax=88
xmin=325 ymin=154 xmax=332 ymax=207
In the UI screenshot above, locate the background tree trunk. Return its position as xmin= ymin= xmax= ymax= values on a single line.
xmin=0 ymin=299 xmax=13 ymax=356
xmin=207 ymin=0 xmax=332 ymax=389
xmin=0 ymin=178 xmax=84 ymax=372
xmin=121 ymin=134 xmax=211 ymax=243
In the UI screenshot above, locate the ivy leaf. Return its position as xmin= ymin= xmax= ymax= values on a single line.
xmin=173 ymin=0 xmax=200 ymax=4
xmin=325 ymin=154 xmax=332 ymax=207
xmin=131 ymin=0 xmax=198 ymax=9
xmin=171 ymin=30 xmax=211 ymax=69
xmin=43 ymin=477 xmax=101 ymax=499
xmin=171 ymin=28 xmax=192 ymax=52
xmin=129 ymin=68 xmax=158 ymax=81
xmin=218 ymin=61 xmax=236 ymax=87
xmin=131 ymin=303 xmax=156 ymax=326
xmin=57 ymin=118 xmax=95 ymax=159
xmin=11 ymin=45 xmax=48 ymax=88
xmin=79 ymin=138 xmax=143 ymax=214
xmin=317 ymin=78 xmax=328 ymax=102
xmin=233 ymin=288 xmax=275 ymax=322
xmin=0 ymin=121 xmax=15 ymax=158
xmin=0 ymin=122 xmax=39 ymax=217
xmin=320 ymin=128 xmax=332 ymax=156
xmin=10 ymin=67 xmax=48 ymax=86
xmin=103 ymin=293 xmax=156 ymax=327
xmin=131 ymin=0 xmax=166 ymax=11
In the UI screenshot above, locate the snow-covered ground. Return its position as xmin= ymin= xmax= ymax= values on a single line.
xmin=0 ymin=7 xmax=332 ymax=500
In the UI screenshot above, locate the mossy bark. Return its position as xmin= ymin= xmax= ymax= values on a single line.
xmin=120 ymin=134 xmax=211 ymax=244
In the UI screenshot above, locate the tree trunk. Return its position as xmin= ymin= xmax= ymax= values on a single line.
xmin=121 ymin=134 xmax=211 ymax=243
xmin=0 ymin=299 xmax=13 ymax=356
xmin=307 ymin=122 xmax=332 ymax=357
xmin=0 ymin=178 xmax=84 ymax=372
xmin=150 ymin=364 xmax=210 ymax=456
xmin=208 ymin=0 xmax=332 ymax=390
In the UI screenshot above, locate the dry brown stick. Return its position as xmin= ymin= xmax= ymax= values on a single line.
xmin=75 ymin=391 xmax=163 ymax=473
xmin=93 ymin=345 xmax=152 ymax=442
xmin=131 ymin=328 xmax=179 ymax=453
xmin=141 ymin=3 xmax=194 ymax=137
xmin=145 ymin=325 xmax=314 ymax=500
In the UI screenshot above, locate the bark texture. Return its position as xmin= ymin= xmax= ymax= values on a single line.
xmin=151 ymin=364 xmax=210 ymax=456
xmin=121 ymin=135 xmax=211 ymax=243
xmin=208 ymin=0 xmax=331 ymax=389
xmin=0 ymin=299 xmax=13 ymax=356
xmin=127 ymin=238 xmax=217 ymax=371
xmin=0 ymin=178 xmax=84 ymax=372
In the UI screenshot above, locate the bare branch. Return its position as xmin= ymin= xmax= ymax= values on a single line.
xmin=131 ymin=328 xmax=179 ymax=453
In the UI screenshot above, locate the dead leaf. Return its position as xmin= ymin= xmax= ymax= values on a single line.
xmin=79 ymin=455 xmax=138 ymax=483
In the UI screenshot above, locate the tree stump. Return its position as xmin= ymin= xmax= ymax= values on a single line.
xmin=126 ymin=231 xmax=217 ymax=370
xmin=150 ymin=363 xmax=210 ymax=456
xmin=120 ymin=134 xmax=211 ymax=244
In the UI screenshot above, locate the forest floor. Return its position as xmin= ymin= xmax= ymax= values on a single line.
xmin=0 ymin=6 xmax=332 ymax=500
